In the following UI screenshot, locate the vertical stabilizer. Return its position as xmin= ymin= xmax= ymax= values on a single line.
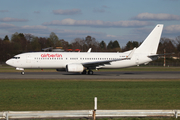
xmin=136 ymin=24 xmax=163 ymax=55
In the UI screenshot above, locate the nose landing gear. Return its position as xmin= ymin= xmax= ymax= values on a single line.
xmin=16 ymin=68 xmax=25 ymax=75
xmin=21 ymin=71 xmax=25 ymax=75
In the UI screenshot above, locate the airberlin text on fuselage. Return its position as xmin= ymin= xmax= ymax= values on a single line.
xmin=41 ymin=54 xmax=62 ymax=58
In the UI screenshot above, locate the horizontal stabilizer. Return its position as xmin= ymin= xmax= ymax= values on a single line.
xmin=148 ymin=53 xmax=175 ymax=57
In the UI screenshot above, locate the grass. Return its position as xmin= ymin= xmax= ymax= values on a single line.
xmin=1 ymin=65 xmax=180 ymax=120
xmin=0 ymin=79 xmax=180 ymax=111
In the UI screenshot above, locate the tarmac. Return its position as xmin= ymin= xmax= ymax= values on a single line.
xmin=0 ymin=71 xmax=180 ymax=79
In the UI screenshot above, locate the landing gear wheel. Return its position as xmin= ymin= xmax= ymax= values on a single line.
xmin=88 ymin=70 xmax=93 ymax=75
xmin=21 ymin=71 xmax=25 ymax=75
xmin=82 ymin=70 xmax=87 ymax=74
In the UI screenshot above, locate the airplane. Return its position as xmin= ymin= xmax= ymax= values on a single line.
xmin=6 ymin=24 xmax=163 ymax=75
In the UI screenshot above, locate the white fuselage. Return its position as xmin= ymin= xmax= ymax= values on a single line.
xmin=6 ymin=51 xmax=153 ymax=69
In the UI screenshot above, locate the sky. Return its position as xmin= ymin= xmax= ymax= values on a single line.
xmin=0 ymin=0 xmax=180 ymax=47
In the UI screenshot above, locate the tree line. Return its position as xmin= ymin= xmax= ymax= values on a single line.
xmin=0 ymin=32 xmax=180 ymax=62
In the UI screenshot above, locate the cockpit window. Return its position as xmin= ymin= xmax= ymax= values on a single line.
xmin=13 ymin=57 xmax=20 ymax=59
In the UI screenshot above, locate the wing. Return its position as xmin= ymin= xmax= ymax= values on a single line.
xmin=82 ymin=48 xmax=136 ymax=69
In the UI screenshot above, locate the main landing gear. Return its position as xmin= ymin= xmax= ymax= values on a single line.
xmin=88 ymin=70 xmax=93 ymax=75
xmin=82 ymin=70 xmax=93 ymax=75
xmin=82 ymin=70 xmax=87 ymax=74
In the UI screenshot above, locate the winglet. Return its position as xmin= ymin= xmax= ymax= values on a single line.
xmin=87 ymin=48 xmax=92 ymax=53
xmin=127 ymin=48 xmax=136 ymax=59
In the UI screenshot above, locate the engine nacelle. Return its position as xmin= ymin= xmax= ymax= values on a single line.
xmin=66 ymin=63 xmax=84 ymax=72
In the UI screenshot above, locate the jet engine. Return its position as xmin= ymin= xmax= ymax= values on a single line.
xmin=66 ymin=63 xmax=84 ymax=72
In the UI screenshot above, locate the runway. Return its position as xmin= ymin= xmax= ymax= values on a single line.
xmin=0 ymin=71 xmax=180 ymax=79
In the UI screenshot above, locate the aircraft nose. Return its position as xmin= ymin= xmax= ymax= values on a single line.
xmin=6 ymin=59 xmax=12 ymax=66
